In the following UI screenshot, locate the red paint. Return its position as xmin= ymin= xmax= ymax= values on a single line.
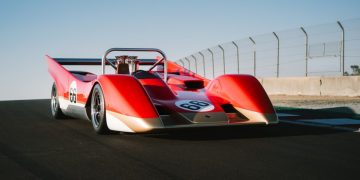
xmin=47 ymin=54 xmax=276 ymax=123
xmin=206 ymin=74 xmax=275 ymax=113
xmin=47 ymin=55 xmax=93 ymax=104
xmin=98 ymin=75 xmax=159 ymax=118
xmin=167 ymin=61 xmax=210 ymax=86
xmin=138 ymin=78 xmax=176 ymax=100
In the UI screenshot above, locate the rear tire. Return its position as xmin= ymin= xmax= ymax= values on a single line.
xmin=90 ymin=84 xmax=110 ymax=134
xmin=51 ymin=83 xmax=66 ymax=119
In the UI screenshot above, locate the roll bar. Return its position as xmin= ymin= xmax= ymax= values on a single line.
xmin=101 ymin=48 xmax=168 ymax=81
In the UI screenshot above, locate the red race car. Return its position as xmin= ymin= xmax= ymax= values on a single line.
xmin=47 ymin=48 xmax=278 ymax=134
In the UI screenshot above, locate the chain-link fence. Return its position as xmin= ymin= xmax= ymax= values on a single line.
xmin=175 ymin=18 xmax=360 ymax=79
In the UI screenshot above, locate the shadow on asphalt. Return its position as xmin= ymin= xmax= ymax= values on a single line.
xmin=0 ymin=99 xmax=348 ymax=141
xmin=275 ymin=106 xmax=358 ymax=120
xmin=142 ymin=122 xmax=345 ymax=141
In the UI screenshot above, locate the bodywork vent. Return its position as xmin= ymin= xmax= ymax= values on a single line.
xmin=155 ymin=105 xmax=171 ymax=115
xmin=184 ymin=81 xmax=204 ymax=89
xmin=220 ymin=104 xmax=248 ymax=122
xmin=155 ymin=105 xmax=191 ymax=126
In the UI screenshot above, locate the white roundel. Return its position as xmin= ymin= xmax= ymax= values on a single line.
xmin=69 ymin=81 xmax=77 ymax=104
xmin=175 ymin=100 xmax=214 ymax=112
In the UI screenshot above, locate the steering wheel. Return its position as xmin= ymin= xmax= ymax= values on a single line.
xmin=132 ymin=70 xmax=147 ymax=75
xmin=132 ymin=69 xmax=161 ymax=79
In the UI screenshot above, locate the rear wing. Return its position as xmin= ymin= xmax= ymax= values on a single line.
xmin=53 ymin=58 xmax=158 ymax=66
xmin=48 ymin=48 xmax=169 ymax=81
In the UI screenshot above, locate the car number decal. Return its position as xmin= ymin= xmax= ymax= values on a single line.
xmin=69 ymin=81 xmax=77 ymax=103
xmin=175 ymin=100 xmax=214 ymax=112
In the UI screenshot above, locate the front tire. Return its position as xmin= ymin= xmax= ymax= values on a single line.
xmin=51 ymin=83 xmax=66 ymax=119
xmin=90 ymin=84 xmax=110 ymax=134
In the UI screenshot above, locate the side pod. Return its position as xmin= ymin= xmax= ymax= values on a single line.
xmin=97 ymin=75 xmax=164 ymax=132
xmin=206 ymin=74 xmax=278 ymax=124
xmin=47 ymin=55 xmax=73 ymax=99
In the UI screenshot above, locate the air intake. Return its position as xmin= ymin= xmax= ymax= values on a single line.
xmin=220 ymin=104 xmax=248 ymax=122
xmin=184 ymin=81 xmax=204 ymax=89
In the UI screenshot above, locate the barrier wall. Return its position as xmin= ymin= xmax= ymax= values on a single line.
xmin=259 ymin=76 xmax=360 ymax=97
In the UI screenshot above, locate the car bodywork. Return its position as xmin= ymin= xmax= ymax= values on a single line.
xmin=47 ymin=48 xmax=278 ymax=133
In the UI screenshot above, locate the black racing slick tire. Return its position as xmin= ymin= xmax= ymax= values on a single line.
xmin=90 ymin=84 xmax=110 ymax=134
xmin=51 ymin=83 xmax=67 ymax=119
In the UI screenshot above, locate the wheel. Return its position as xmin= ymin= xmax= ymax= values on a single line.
xmin=90 ymin=84 xmax=110 ymax=134
xmin=51 ymin=83 xmax=66 ymax=119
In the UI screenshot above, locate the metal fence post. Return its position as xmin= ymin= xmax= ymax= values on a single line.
xmin=208 ymin=48 xmax=215 ymax=78
xmin=337 ymin=21 xmax=345 ymax=76
xmin=199 ymin=51 xmax=206 ymax=77
xmin=249 ymin=37 xmax=256 ymax=76
xmin=218 ymin=45 xmax=226 ymax=74
xmin=185 ymin=57 xmax=191 ymax=71
xmin=232 ymin=41 xmax=240 ymax=74
xmin=179 ymin=59 xmax=185 ymax=67
xmin=273 ymin=32 xmax=280 ymax=77
xmin=300 ymin=27 xmax=309 ymax=77
xmin=191 ymin=55 xmax=198 ymax=74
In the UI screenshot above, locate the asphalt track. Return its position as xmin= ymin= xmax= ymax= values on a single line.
xmin=0 ymin=100 xmax=359 ymax=180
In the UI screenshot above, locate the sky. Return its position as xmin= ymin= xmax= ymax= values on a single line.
xmin=0 ymin=0 xmax=359 ymax=100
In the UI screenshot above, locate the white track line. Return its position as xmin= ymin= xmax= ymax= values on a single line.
xmin=299 ymin=118 xmax=360 ymax=125
xmin=276 ymin=113 xmax=299 ymax=117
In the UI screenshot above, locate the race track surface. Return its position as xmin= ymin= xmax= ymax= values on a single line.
xmin=0 ymin=100 xmax=359 ymax=179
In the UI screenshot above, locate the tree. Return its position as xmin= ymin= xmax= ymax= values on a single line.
xmin=350 ymin=65 xmax=360 ymax=75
